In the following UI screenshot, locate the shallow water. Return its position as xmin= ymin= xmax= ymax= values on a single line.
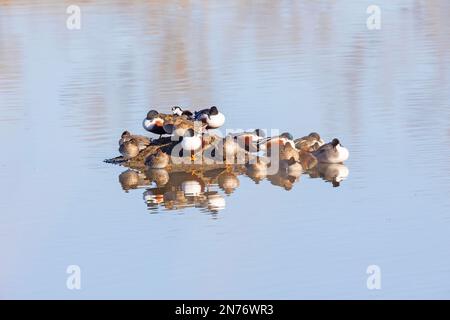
xmin=0 ymin=0 xmax=449 ymax=299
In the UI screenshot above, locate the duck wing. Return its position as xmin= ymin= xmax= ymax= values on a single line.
xmin=133 ymin=135 xmax=151 ymax=146
xmin=194 ymin=108 xmax=210 ymax=121
xmin=313 ymin=142 xmax=332 ymax=155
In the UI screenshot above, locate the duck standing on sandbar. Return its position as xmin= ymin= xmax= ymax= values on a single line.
xmin=181 ymin=128 xmax=203 ymax=161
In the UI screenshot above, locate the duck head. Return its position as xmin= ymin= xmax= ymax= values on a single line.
xmin=254 ymin=129 xmax=266 ymax=138
xmin=309 ymin=132 xmax=321 ymax=140
xmin=185 ymin=128 xmax=195 ymax=137
xmin=208 ymin=106 xmax=219 ymax=116
xmin=172 ymin=106 xmax=183 ymax=116
xmin=280 ymin=132 xmax=294 ymax=140
xmin=146 ymin=110 xmax=159 ymax=120
xmin=121 ymin=130 xmax=131 ymax=139
xmin=146 ymin=110 xmax=164 ymax=126
xmin=331 ymin=138 xmax=340 ymax=148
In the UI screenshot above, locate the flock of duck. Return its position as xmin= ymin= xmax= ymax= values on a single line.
xmin=117 ymin=105 xmax=349 ymax=167
xmin=109 ymin=105 xmax=350 ymax=213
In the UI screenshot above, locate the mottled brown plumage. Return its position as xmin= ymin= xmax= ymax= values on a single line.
xmin=294 ymin=132 xmax=324 ymax=152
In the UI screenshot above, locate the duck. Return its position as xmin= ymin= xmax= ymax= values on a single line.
xmin=279 ymin=143 xmax=300 ymax=161
xmin=313 ymin=138 xmax=349 ymax=163
xmin=119 ymin=131 xmax=151 ymax=151
xmin=260 ymin=132 xmax=295 ymax=153
xmin=119 ymin=138 xmax=140 ymax=159
xmin=163 ymin=115 xmax=198 ymax=137
xmin=194 ymin=106 xmax=226 ymax=129
xmin=181 ymin=128 xmax=203 ymax=160
xmin=222 ymin=137 xmax=241 ymax=162
xmin=229 ymin=129 xmax=266 ymax=152
xmin=294 ymin=132 xmax=325 ymax=152
xmin=145 ymin=149 xmax=170 ymax=169
xmin=142 ymin=110 xmax=167 ymax=138
xmin=171 ymin=106 xmax=194 ymax=119
xmin=298 ymin=150 xmax=318 ymax=170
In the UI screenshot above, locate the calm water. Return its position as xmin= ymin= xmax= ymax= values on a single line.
xmin=1 ymin=0 xmax=449 ymax=299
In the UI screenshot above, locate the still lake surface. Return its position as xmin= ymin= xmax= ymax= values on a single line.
xmin=0 ymin=1 xmax=449 ymax=299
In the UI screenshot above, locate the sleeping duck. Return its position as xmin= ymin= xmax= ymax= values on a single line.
xmin=194 ymin=106 xmax=226 ymax=129
xmin=313 ymin=138 xmax=349 ymax=163
xmin=171 ymin=106 xmax=194 ymax=119
xmin=143 ymin=110 xmax=168 ymax=138
xmin=294 ymin=132 xmax=325 ymax=152
xmin=119 ymin=131 xmax=151 ymax=151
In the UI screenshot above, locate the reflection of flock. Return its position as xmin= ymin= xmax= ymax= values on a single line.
xmin=111 ymin=105 xmax=350 ymax=213
xmin=118 ymin=161 xmax=349 ymax=213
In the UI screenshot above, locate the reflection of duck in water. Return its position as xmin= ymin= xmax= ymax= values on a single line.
xmin=163 ymin=190 xmax=189 ymax=210
xmin=218 ymin=172 xmax=240 ymax=194
xmin=267 ymin=171 xmax=296 ymax=191
xmin=118 ymin=169 xmax=148 ymax=191
xmin=280 ymin=157 xmax=303 ymax=179
xmin=143 ymin=190 xmax=165 ymax=207
xmin=206 ymin=193 xmax=226 ymax=212
xmin=316 ymin=163 xmax=349 ymax=187
xmin=138 ymin=168 xmax=232 ymax=213
xmin=313 ymin=138 xmax=349 ymax=163
xmin=164 ymin=190 xmax=188 ymax=204
xmin=181 ymin=180 xmax=203 ymax=196
xmin=119 ymin=131 xmax=151 ymax=151
xmin=146 ymin=168 xmax=169 ymax=187
xmin=246 ymin=158 xmax=269 ymax=183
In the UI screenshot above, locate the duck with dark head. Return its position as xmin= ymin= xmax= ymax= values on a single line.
xmin=143 ymin=110 xmax=168 ymax=138
xmin=313 ymin=138 xmax=349 ymax=164
xmin=194 ymin=106 xmax=226 ymax=129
